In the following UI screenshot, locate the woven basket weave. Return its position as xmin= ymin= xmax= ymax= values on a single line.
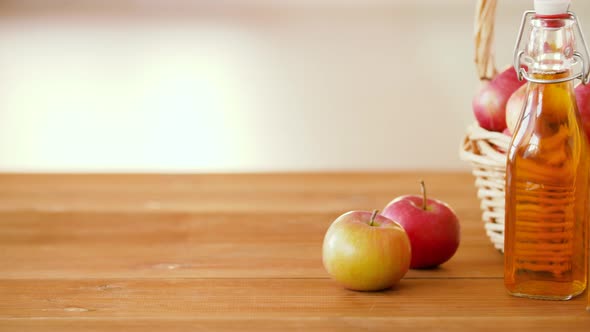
xmin=460 ymin=0 xmax=509 ymax=252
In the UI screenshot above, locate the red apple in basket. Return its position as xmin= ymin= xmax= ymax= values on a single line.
xmin=575 ymin=82 xmax=590 ymax=143
xmin=507 ymin=82 xmax=590 ymax=141
xmin=505 ymin=84 xmax=527 ymax=136
xmin=322 ymin=210 xmax=411 ymax=291
xmin=473 ymin=66 xmax=526 ymax=132
xmin=382 ymin=181 xmax=460 ymax=269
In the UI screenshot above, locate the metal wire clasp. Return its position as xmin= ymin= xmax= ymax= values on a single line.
xmin=513 ymin=11 xmax=590 ymax=85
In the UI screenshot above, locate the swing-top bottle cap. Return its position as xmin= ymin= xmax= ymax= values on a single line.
xmin=534 ymin=0 xmax=571 ymax=16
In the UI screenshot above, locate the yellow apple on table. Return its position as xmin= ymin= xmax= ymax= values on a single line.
xmin=322 ymin=210 xmax=411 ymax=291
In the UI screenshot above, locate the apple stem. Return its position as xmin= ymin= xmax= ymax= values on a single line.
xmin=370 ymin=209 xmax=379 ymax=226
xmin=420 ymin=180 xmax=427 ymax=210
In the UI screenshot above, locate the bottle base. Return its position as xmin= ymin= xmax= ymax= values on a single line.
xmin=505 ymin=280 xmax=586 ymax=301
xmin=507 ymin=291 xmax=578 ymax=301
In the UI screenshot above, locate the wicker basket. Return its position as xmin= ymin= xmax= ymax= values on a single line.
xmin=460 ymin=0 xmax=510 ymax=252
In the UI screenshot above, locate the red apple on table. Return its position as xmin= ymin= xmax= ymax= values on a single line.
xmin=322 ymin=210 xmax=411 ymax=291
xmin=382 ymin=181 xmax=460 ymax=269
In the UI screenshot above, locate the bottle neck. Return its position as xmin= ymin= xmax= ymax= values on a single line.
xmin=525 ymin=17 xmax=576 ymax=75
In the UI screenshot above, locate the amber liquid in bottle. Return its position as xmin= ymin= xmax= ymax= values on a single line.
xmin=505 ymin=70 xmax=589 ymax=300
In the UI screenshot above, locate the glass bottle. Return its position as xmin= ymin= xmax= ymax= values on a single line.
xmin=505 ymin=0 xmax=590 ymax=300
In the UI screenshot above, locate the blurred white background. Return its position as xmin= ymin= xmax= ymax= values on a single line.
xmin=1 ymin=0 xmax=590 ymax=172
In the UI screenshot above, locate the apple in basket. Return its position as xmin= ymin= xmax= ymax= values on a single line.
xmin=473 ymin=66 xmax=526 ymax=132
xmin=575 ymin=82 xmax=590 ymax=143
xmin=505 ymin=84 xmax=527 ymax=136
xmin=506 ymin=80 xmax=590 ymax=140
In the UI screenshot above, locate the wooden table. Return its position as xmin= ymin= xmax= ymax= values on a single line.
xmin=0 ymin=173 xmax=588 ymax=331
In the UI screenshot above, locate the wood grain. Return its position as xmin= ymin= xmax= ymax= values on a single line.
xmin=2 ymin=278 xmax=589 ymax=318
xmin=0 ymin=211 xmax=501 ymax=279
xmin=0 ymin=173 xmax=588 ymax=331
xmin=0 ymin=173 xmax=477 ymax=213
xmin=1 ymin=318 xmax=590 ymax=332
